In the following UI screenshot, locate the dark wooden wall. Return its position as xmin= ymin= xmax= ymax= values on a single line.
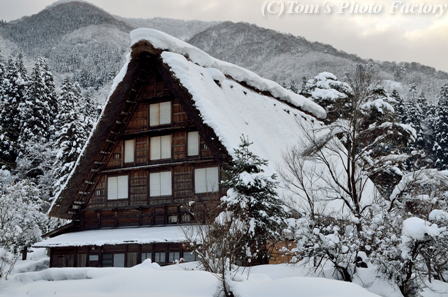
xmin=50 ymin=242 xmax=193 ymax=268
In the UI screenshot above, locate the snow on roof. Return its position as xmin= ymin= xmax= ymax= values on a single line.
xmin=33 ymin=226 xmax=188 ymax=248
xmin=130 ymin=28 xmax=326 ymax=120
xmin=161 ymin=50 xmax=321 ymax=176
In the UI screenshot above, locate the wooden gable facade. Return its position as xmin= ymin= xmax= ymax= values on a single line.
xmin=44 ymin=42 xmax=232 ymax=268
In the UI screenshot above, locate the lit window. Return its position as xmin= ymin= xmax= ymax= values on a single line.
xmin=150 ymin=172 xmax=172 ymax=197
xmin=150 ymin=102 xmax=171 ymax=126
xmin=107 ymin=176 xmax=128 ymax=200
xmin=124 ymin=139 xmax=135 ymax=163
xmin=150 ymin=135 xmax=171 ymax=160
xmin=187 ymin=131 xmax=199 ymax=156
xmin=194 ymin=167 xmax=219 ymax=193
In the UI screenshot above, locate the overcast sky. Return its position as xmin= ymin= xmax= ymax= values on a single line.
xmin=1 ymin=0 xmax=447 ymax=72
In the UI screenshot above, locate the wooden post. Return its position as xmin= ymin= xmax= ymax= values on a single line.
xmin=21 ymin=246 xmax=28 ymax=261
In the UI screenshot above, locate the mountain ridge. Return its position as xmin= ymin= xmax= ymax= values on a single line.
xmin=0 ymin=1 xmax=445 ymax=101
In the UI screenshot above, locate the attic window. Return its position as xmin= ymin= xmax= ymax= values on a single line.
xmin=187 ymin=131 xmax=199 ymax=156
xmin=150 ymin=102 xmax=171 ymax=126
xmin=150 ymin=135 xmax=171 ymax=160
xmin=124 ymin=139 xmax=135 ymax=163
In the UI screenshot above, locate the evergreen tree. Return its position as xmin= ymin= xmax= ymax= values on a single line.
xmin=52 ymin=76 xmax=90 ymax=197
xmin=301 ymin=72 xmax=353 ymax=123
xmin=18 ymin=58 xmax=56 ymax=145
xmin=424 ymin=102 xmax=438 ymax=164
xmin=408 ymin=83 xmax=418 ymax=101
xmin=434 ymin=84 xmax=448 ymax=169
xmin=0 ymin=56 xmax=28 ymax=169
xmin=390 ymin=89 xmax=406 ymax=123
xmin=41 ymin=58 xmax=58 ymax=137
xmin=15 ymin=58 xmax=58 ymax=179
xmin=220 ymin=137 xmax=287 ymax=265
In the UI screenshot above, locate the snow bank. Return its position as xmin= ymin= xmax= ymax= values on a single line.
xmin=1 ymin=260 xmax=386 ymax=297
xmin=2 ymin=262 xmax=218 ymax=297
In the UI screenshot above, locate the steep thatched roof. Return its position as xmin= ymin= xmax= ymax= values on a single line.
xmin=49 ymin=29 xmax=326 ymax=219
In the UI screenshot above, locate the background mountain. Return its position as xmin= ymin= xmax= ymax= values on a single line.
xmin=0 ymin=0 xmax=446 ymax=102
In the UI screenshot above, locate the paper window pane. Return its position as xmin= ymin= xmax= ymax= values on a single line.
xmin=124 ymin=139 xmax=135 ymax=163
xmin=194 ymin=168 xmax=206 ymax=193
xmin=150 ymin=172 xmax=161 ymax=197
xmin=114 ymin=254 xmax=125 ymax=267
xmin=160 ymin=171 xmax=172 ymax=195
xmin=117 ymin=175 xmax=128 ymax=199
xmin=107 ymin=177 xmax=118 ymax=200
xmin=160 ymin=102 xmax=171 ymax=125
xmin=161 ymin=135 xmax=171 ymax=159
xmin=187 ymin=131 xmax=199 ymax=156
xmin=206 ymin=167 xmax=219 ymax=192
xmin=150 ymin=103 xmax=160 ymax=126
xmin=150 ymin=137 xmax=161 ymax=160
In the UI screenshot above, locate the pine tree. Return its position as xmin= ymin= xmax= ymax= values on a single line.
xmin=220 ymin=137 xmax=287 ymax=265
xmin=434 ymin=84 xmax=448 ymax=169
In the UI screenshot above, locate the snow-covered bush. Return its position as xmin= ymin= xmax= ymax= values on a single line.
xmin=0 ymin=170 xmax=46 ymax=280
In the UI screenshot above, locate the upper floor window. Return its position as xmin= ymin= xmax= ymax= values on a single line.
xmin=150 ymin=102 xmax=171 ymax=126
xmin=150 ymin=171 xmax=172 ymax=197
xmin=187 ymin=131 xmax=199 ymax=156
xmin=150 ymin=135 xmax=171 ymax=160
xmin=124 ymin=139 xmax=135 ymax=163
xmin=107 ymin=175 xmax=128 ymax=200
xmin=194 ymin=167 xmax=219 ymax=193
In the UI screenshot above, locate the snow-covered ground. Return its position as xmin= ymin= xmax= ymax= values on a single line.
xmin=1 ymin=249 xmax=446 ymax=297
